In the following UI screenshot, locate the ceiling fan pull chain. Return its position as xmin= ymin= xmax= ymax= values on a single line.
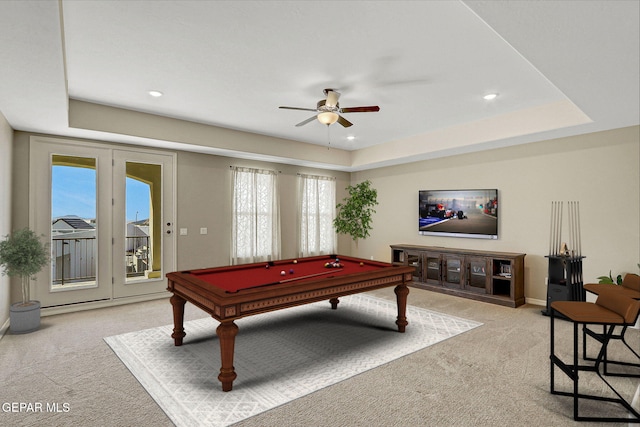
xmin=327 ymin=124 xmax=331 ymax=150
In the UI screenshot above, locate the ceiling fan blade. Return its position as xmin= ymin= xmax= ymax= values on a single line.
xmin=280 ymin=106 xmax=318 ymax=112
xmin=340 ymin=106 xmax=380 ymax=113
xmin=295 ymin=115 xmax=318 ymax=127
xmin=337 ymin=115 xmax=353 ymax=128
xmin=325 ymin=90 xmax=340 ymax=108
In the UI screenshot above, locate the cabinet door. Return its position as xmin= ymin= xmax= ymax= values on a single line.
xmin=405 ymin=251 xmax=423 ymax=282
xmin=423 ymin=252 xmax=442 ymax=285
xmin=466 ymin=256 xmax=489 ymax=294
xmin=443 ymin=254 xmax=464 ymax=288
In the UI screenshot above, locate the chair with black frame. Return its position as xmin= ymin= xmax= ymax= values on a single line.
xmin=583 ymin=273 xmax=640 ymax=375
xmin=549 ymin=290 xmax=640 ymax=422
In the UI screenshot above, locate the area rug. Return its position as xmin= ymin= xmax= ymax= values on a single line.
xmin=105 ymin=293 xmax=482 ymax=426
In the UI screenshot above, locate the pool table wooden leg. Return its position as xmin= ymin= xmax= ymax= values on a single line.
xmin=329 ymin=297 xmax=340 ymax=309
xmin=394 ymin=284 xmax=409 ymax=333
xmin=216 ymin=320 xmax=239 ymax=392
xmin=170 ymin=294 xmax=187 ymax=346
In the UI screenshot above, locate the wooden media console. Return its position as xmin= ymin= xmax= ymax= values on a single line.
xmin=391 ymin=244 xmax=526 ymax=307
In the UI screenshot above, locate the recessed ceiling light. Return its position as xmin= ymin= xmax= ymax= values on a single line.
xmin=483 ymin=93 xmax=498 ymax=100
xmin=347 ymin=136 xmax=355 ymax=141
xmin=148 ymin=90 xmax=163 ymax=97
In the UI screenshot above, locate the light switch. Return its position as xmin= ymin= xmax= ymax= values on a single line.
xmin=200 ymin=227 xmax=208 ymax=235
xmin=179 ymin=228 xmax=188 ymax=236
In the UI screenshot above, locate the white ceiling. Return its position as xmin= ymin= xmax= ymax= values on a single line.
xmin=0 ymin=1 xmax=638 ymax=171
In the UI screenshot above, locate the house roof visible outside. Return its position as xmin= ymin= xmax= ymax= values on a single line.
xmin=53 ymin=216 xmax=95 ymax=230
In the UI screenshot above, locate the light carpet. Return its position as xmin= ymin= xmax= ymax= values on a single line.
xmin=105 ymin=293 xmax=482 ymax=426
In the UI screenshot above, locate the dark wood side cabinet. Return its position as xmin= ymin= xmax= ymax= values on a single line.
xmin=391 ymin=244 xmax=526 ymax=307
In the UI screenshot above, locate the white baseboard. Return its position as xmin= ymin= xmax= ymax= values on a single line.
xmin=41 ymin=292 xmax=170 ymax=317
xmin=0 ymin=317 xmax=9 ymax=342
xmin=525 ymin=297 xmax=545 ymax=307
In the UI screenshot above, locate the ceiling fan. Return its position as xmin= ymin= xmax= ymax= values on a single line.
xmin=279 ymin=88 xmax=380 ymax=128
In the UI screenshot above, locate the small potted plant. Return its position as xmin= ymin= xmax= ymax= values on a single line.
xmin=598 ymin=264 xmax=640 ymax=285
xmin=597 ymin=271 xmax=623 ymax=285
xmin=333 ymin=180 xmax=379 ymax=245
xmin=0 ymin=228 xmax=49 ymax=333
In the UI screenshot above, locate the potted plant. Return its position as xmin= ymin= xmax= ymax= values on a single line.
xmin=597 ymin=271 xmax=623 ymax=285
xmin=0 ymin=228 xmax=49 ymax=333
xmin=598 ymin=264 xmax=640 ymax=285
xmin=333 ymin=180 xmax=378 ymax=245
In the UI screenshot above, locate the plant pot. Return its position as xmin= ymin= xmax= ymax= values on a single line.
xmin=10 ymin=300 xmax=41 ymax=334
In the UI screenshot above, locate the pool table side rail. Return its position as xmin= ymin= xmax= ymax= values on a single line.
xmin=167 ymin=261 xmax=414 ymax=321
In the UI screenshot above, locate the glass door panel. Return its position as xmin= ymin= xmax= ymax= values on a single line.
xmin=29 ymin=138 xmax=113 ymax=308
xmin=113 ymin=150 xmax=175 ymax=299
xmin=406 ymin=252 xmax=422 ymax=282
xmin=425 ymin=254 xmax=441 ymax=285
xmin=51 ymin=156 xmax=98 ymax=291
xmin=125 ymin=163 xmax=161 ymax=282
xmin=443 ymin=255 xmax=463 ymax=288
xmin=467 ymin=257 xmax=488 ymax=293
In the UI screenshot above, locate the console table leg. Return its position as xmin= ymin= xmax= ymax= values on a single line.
xmin=394 ymin=284 xmax=409 ymax=333
xmin=170 ymin=294 xmax=187 ymax=346
xmin=216 ymin=320 xmax=239 ymax=392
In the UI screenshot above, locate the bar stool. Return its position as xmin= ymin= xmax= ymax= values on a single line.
xmin=583 ymin=273 xmax=640 ymax=375
xmin=550 ymin=290 xmax=640 ymax=422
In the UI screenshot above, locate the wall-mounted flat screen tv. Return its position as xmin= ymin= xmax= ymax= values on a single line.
xmin=418 ymin=189 xmax=498 ymax=239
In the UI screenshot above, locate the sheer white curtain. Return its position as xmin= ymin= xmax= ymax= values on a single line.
xmin=231 ymin=167 xmax=280 ymax=265
xmin=297 ymin=174 xmax=336 ymax=257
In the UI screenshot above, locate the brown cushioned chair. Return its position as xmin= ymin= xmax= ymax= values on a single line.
xmin=583 ymin=273 xmax=640 ymax=375
xmin=550 ymin=290 xmax=640 ymax=422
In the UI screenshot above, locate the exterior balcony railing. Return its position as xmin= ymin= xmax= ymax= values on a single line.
xmin=51 ymin=236 xmax=150 ymax=286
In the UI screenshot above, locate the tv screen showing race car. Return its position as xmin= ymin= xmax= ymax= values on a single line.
xmin=418 ymin=189 xmax=498 ymax=239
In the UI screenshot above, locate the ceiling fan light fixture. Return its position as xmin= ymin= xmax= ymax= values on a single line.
xmin=317 ymin=111 xmax=339 ymax=125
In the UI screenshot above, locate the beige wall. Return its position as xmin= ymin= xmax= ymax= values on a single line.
xmin=350 ymin=126 xmax=640 ymax=304
xmin=0 ymin=111 xmax=12 ymax=329
xmin=174 ymin=151 xmax=351 ymax=270
xmin=10 ymin=132 xmax=352 ymax=295
xmin=9 ymin=126 xmax=640 ymax=306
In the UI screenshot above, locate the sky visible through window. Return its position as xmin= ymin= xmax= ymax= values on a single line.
xmin=52 ymin=166 xmax=150 ymax=222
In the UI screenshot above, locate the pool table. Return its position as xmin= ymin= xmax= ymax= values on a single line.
xmin=166 ymin=254 xmax=414 ymax=391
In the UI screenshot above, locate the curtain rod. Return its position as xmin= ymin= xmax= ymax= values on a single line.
xmin=230 ymin=165 xmax=281 ymax=173
xmin=297 ymin=173 xmax=336 ymax=179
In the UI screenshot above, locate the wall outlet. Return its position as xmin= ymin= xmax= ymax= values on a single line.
xmin=179 ymin=228 xmax=188 ymax=236
xmin=200 ymin=227 xmax=208 ymax=235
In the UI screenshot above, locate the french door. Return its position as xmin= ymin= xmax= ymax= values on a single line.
xmin=29 ymin=137 xmax=176 ymax=308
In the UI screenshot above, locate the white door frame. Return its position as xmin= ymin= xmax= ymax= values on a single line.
xmin=112 ymin=148 xmax=175 ymax=299
xmin=28 ymin=136 xmax=176 ymax=311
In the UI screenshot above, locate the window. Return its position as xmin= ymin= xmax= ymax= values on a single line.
xmin=298 ymin=174 xmax=336 ymax=256
xmin=51 ymin=156 xmax=97 ymax=290
xmin=231 ymin=167 xmax=280 ymax=264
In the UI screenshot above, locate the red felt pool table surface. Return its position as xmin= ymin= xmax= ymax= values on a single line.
xmin=190 ymin=255 xmax=384 ymax=293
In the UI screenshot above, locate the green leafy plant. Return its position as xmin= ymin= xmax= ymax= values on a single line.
xmin=597 ymin=271 xmax=623 ymax=285
xmin=597 ymin=263 xmax=640 ymax=285
xmin=0 ymin=228 xmax=49 ymax=305
xmin=333 ymin=180 xmax=378 ymax=243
